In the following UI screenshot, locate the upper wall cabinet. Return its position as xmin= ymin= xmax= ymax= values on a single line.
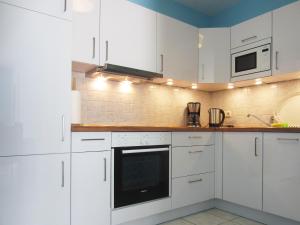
xmin=0 ymin=3 xmax=71 ymax=156
xmin=231 ymin=12 xmax=272 ymax=49
xmin=2 ymin=0 xmax=71 ymax=20
xmin=157 ymin=14 xmax=199 ymax=83
xmin=272 ymin=1 xmax=300 ymax=76
xmin=72 ymin=0 xmax=100 ymax=65
xmin=100 ymin=0 xmax=156 ymax=73
xmin=198 ymin=28 xmax=230 ymax=83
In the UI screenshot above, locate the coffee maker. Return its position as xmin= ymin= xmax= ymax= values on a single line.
xmin=187 ymin=102 xmax=201 ymax=127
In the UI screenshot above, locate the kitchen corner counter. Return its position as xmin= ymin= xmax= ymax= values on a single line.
xmin=71 ymin=124 xmax=300 ymax=133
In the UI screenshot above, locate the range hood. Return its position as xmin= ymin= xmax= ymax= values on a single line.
xmin=98 ymin=64 xmax=163 ymax=80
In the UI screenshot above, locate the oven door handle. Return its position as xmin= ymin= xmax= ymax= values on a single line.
xmin=122 ymin=148 xmax=169 ymax=154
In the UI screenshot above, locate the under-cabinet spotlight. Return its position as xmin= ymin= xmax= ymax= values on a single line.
xmin=255 ymin=79 xmax=263 ymax=85
xmin=228 ymin=83 xmax=234 ymax=89
xmin=93 ymin=75 xmax=108 ymax=90
xmin=166 ymin=79 xmax=174 ymax=86
xmin=191 ymin=83 xmax=198 ymax=89
xmin=120 ymin=78 xmax=132 ymax=93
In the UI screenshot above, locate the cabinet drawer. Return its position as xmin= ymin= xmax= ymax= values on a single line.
xmin=231 ymin=12 xmax=272 ymax=49
xmin=172 ymin=132 xmax=214 ymax=147
xmin=72 ymin=132 xmax=111 ymax=152
xmin=172 ymin=173 xmax=214 ymax=209
xmin=172 ymin=146 xmax=214 ymax=178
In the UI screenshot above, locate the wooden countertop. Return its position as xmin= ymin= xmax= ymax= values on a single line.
xmin=71 ymin=124 xmax=300 ymax=133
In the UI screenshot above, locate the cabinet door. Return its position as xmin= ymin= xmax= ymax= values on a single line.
xmin=198 ymin=28 xmax=230 ymax=83
xmin=273 ymin=1 xmax=300 ymax=76
xmin=100 ymin=0 xmax=156 ymax=72
xmin=72 ymin=151 xmax=111 ymax=225
xmin=223 ymin=132 xmax=263 ymax=210
xmin=264 ymin=133 xmax=300 ymax=222
xmin=157 ymin=14 xmax=198 ymax=83
xmin=0 ymin=3 xmax=71 ymax=156
xmin=2 ymin=0 xmax=71 ymax=20
xmin=0 ymin=154 xmax=70 ymax=225
xmin=231 ymin=13 xmax=272 ymax=49
xmin=72 ymin=0 xmax=100 ymax=65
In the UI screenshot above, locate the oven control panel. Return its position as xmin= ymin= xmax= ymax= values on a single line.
xmin=112 ymin=132 xmax=171 ymax=147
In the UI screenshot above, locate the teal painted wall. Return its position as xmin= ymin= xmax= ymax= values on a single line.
xmin=129 ymin=0 xmax=298 ymax=28
xmin=209 ymin=0 xmax=297 ymax=27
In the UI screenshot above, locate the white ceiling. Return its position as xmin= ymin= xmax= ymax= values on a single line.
xmin=173 ymin=0 xmax=241 ymax=16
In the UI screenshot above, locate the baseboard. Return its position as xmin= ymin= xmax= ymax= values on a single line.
xmin=117 ymin=200 xmax=215 ymax=225
xmin=214 ymin=199 xmax=300 ymax=225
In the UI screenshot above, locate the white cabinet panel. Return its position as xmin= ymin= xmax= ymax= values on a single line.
xmin=223 ymin=132 xmax=263 ymax=210
xmin=0 ymin=154 xmax=70 ymax=225
xmin=272 ymin=1 xmax=300 ymax=76
xmin=172 ymin=145 xmax=214 ymax=178
xmin=264 ymin=133 xmax=300 ymax=222
xmin=72 ymin=152 xmax=110 ymax=225
xmin=100 ymin=0 xmax=156 ymax=72
xmin=198 ymin=28 xmax=230 ymax=83
xmin=1 ymin=0 xmax=71 ymax=20
xmin=172 ymin=173 xmax=214 ymax=209
xmin=72 ymin=0 xmax=100 ymax=65
xmin=72 ymin=132 xmax=111 ymax=152
xmin=157 ymin=14 xmax=199 ymax=83
xmin=231 ymin=12 xmax=272 ymax=49
xmin=172 ymin=132 xmax=214 ymax=147
xmin=0 ymin=3 xmax=71 ymax=156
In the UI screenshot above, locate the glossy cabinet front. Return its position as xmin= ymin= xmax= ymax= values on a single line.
xmin=0 ymin=3 xmax=71 ymax=156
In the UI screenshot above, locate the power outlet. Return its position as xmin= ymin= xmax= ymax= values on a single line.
xmin=225 ymin=111 xmax=232 ymax=118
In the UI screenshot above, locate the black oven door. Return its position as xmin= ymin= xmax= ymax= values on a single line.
xmin=114 ymin=145 xmax=170 ymax=208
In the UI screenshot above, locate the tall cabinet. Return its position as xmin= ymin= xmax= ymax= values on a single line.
xmin=0 ymin=2 xmax=71 ymax=225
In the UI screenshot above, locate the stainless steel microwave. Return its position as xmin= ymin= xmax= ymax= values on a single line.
xmin=231 ymin=41 xmax=271 ymax=81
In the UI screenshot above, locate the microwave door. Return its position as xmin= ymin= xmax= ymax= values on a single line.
xmin=232 ymin=51 xmax=258 ymax=77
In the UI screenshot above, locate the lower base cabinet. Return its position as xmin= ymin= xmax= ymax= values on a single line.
xmin=0 ymin=154 xmax=70 ymax=225
xmin=172 ymin=173 xmax=214 ymax=209
xmin=263 ymin=133 xmax=300 ymax=222
xmin=71 ymin=151 xmax=111 ymax=225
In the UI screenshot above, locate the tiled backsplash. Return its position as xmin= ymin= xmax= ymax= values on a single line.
xmin=73 ymin=72 xmax=212 ymax=126
xmin=73 ymin=72 xmax=300 ymax=127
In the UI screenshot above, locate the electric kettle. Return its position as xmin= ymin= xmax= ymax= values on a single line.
xmin=208 ymin=108 xmax=225 ymax=127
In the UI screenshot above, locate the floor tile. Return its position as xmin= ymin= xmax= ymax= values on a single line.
xmin=183 ymin=212 xmax=227 ymax=225
xmin=232 ymin=217 xmax=265 ymax=225
xmin=207 ymin=209 xmax=239 ymax=221
xmin=160 ymin=219 xmax=194 ymax=225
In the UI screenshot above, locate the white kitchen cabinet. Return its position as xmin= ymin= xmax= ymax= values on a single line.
xmin=198 ymin=28 xmax=230 ymax=83
xmin=157 ymin=14 xmax=199 ymax=83
xmin=100 ymin=0 xmax=156 ymax=72
xmin=0 ymin=154 xmax=70 ymax=225
xmin=72 ymin=0 xmax=100 ymax=65
xmin=172 ymin=145 xmax=214 ymax=178
xmin=272 ymin=1 xmax=300 ymax=76
xmin=72 ymin=132 xmax=112 ymax=152
xmin=72 ymin=151 xmax=111 ymax=225
xmin=172 ymin=173 xmax=214 ymax=209
xmin=263 ymin=133 xmax=300 ymax=222
xmin=223 ymin=132 xmax=263 ymax=210
xmin=1 ymin=0 xmax=71 ymax=20
xmin=231 ymin=12 xmax=272 ymax=49
xmin=0 ymin=3 xmax=71 ymax=156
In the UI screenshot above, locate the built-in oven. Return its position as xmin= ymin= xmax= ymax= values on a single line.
xmin=113 ymin=145 xmax=170 ymax=208
xmin=231 ymin=40 xmax=271 ymax=81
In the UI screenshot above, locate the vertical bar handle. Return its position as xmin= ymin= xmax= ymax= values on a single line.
xmin=105 ymin=41 xmax=109 ymax=61
xmin=61 ymin=161 xmax=65 ymax=187
xmin=160 ymin=54 xmax=164 ymax=73
xmin=275 ymin=51 xmax=279 ymax=70
xmin=92 ymin=37 xmax=96 ymax=59
xmin=254 ymin=137 xmax=258 ymax=157
xmin=64 ymin=0 xmax=67 ymax=12
xmin=104 ymin=158 xmax=107 ymax=182
xmin=61 ymin=115 xmax=65 ymax=142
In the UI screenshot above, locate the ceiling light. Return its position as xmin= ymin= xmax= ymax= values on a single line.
xmin=255 ymin=79 xmax=263 ymax=85
xmin=166 ymin=79 xmax=173 ymax=86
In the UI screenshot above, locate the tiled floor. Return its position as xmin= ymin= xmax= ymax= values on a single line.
xmin=160 ymin=209 xmax=265 ymax=225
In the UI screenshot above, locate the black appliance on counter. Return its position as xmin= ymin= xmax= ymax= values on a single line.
xmin=208 ymin=108 xmax=225 ymax=127
xmin=114 ymin=145 xmax=170 ymax=208
xmin=187 ymin=102 xmax=201 ymax=127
